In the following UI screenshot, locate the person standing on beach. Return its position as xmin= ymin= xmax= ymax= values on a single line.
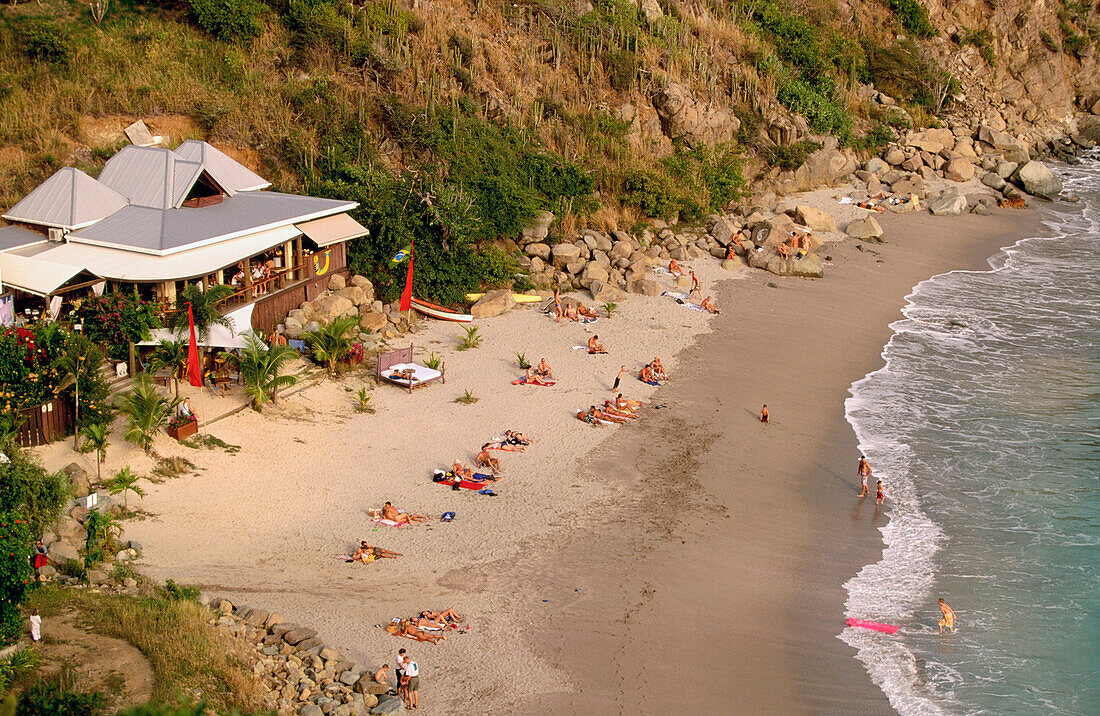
xmin=689 ymin=270 xmax=701 ymax=298
xmin=28 ymin=608 xmax=41 ymax=642
xmin=858 ymin=456 xmax=871 ymax=497
xmin=938 ymin=598 xmax=956 ymax=634
xmin=759 ymin=404 xmax=769 ymax=424
xmin=402 ymin=655 xmax=420 ymax=709
xmin=876 ymin=480 xmax=885 ymax=505
xmin=612 ymin=365 xmax=628 ymax=390
xmin=395 ymin=648 xmax=407 ymax=698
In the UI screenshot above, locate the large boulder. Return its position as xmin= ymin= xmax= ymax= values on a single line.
xmin=550 ymin=243 xmax=581 ymax=269
xmin=943 ymin=157 xmax=975 ymax=183
xmin=749 ymin=214 xmax=797 ymax=248
xmin=327 ymin=274 xmax=346 ymax=291
xmin=63 ymin=463 xmax=90 ymax=498
xmin=315 ymin=295 xmax=356 ymax=322
xmin=358 ymin=310 xmax=388 ymax=332
xmin=864 ymin=157 xmax=888 ymax=175
xmin=845 ymin=217 xmax=884 ymax=242
xmin=48 ymin=541 xmax=80 ymax=565
xmin=981 ymin=173 xmax=1007 ymax=191
xmin=905 ymin=128 xmax=954 ymax=155
xmin=1011 ymin=161 xmax=1062 ymax=200
xmin=793 ymin=205 xmax=837 ymax=233
xmin=525 ymin=242 xmax=551 ymax=261
xmin=589 ymin=281 xmax=627 ymax=303
xmin=710 ymin=216 xmax=740 ymax=246
xmin=928 ymin=188 xmax=967 ymax=216
xmin=470 ymin=289 xmax=516 ymax=319
xmin=883 ymin=146 xmax=905 ymax=165
xmin=747 ymin=248 xmax=824 ymax=278
xmin=579 ymin=261 xmax=610 ymax=288
xmin=977 ymin=126 xmax=1030 ymax=164
xmin=627 ymin=278 xmax=661 ymax=296
xmin=336 ymin=286 xmax=367 ymax=307
xmin=282 ymin=627 xmax=317 ymax=646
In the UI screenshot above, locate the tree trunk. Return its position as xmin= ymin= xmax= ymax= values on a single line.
xmin=96 ymin=455 xmax=102 ymax=482
xmin=73 ymin=379 xmax=80 ymax=451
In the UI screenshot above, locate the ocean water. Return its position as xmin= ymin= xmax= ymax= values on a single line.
xmin=841 ymin=153 xmax=1100 ymax=715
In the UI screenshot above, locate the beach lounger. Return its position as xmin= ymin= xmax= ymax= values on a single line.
xmin=377 ymin=345 xmax=444 ymax=393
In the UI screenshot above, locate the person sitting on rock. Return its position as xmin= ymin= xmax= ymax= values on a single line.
xmin=534 ymin=358 xmax=554 ymax=379
xmin=373 ymin=664 xmax=390 ymax=685
xmin=778 ymin=242 xmax=792 ymax=259
xmin=587 ymin=335 xmax=607 ymax=354
xmin=701 ymin=296 xmax=720 ymax=314
xmin=475 ymin=444 xmax=503 ymax=474
xmin=668 ymin=258 xmax=685 ymax=277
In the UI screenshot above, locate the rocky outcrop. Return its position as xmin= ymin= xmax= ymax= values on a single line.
xmin=927 ymin=188 xmax=968 ymax=216
xmin=652 ymin=83 xmax=739 ymax=148
xmin=845 ymin=217 xmax=884 ymax=242
xmin=1011 ymin=161 xmax=1062 ymax=200
xmin=470 ymin=289 xmax=516 ymax=318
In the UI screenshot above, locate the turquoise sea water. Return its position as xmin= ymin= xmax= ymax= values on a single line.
xmin=841 ymin=154 xmax=1100 ymax=714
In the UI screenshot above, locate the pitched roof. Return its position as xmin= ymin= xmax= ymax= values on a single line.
xmin=0 ymin=252 xmax=97 ymax=297
xmin=0 ymin=225 xmax=48 ymax=252
xmin=173 ymin=141 xmax=270 ymax=192
xmin=2 ymin=168 xmax=128 ymax=230
xmin=96 ymin=146 xmax=207 ymax=209
xmin=66 ymin=191 xmax=357 ymax=255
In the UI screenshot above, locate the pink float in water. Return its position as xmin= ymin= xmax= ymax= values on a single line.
xmin=845 ymin=618 xmax=899 ymax=635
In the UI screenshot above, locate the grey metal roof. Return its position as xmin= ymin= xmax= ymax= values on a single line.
xmin=173 ymin=141 xmax=270 ymax=192
xmin=67 ymin=191 xmax=356 ymax=254
xmin=0 ymin=224 xmax=48 ymax=252
xmin=96 ymin=146 xmax=205 ymax=209
xmin=2 ymin=167 xmax=128 ymax=229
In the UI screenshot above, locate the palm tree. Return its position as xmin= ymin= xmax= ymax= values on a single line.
xmin=232 ymin=331 xmax=300 ymax=411
xmin=147 ymin=337 xmax=187 ymax=398
xmin=53 ymin=337 xmax=100 ymax=450
xmin=168 ymin=283 xmax=235 ymax=378
xmin=81 ymin=423 xmax=110 ymax=482
xmin=305 ymin=315 xmax=360 ymax=375
xmin=106 ymin=466 xmax=145 ymax=510
xmin=115 ymin=374 xmax=180 ymax=454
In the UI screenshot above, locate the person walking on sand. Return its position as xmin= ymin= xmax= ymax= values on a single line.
xmin=402 ymin=655 xmax=420 ymax=709
xmin=876 ymin=480 xmax=885 ymax=505
xmin=858 ymin=456 xmax=871 ymax=498
xmin=689 ymin=270 xmax=701 ymax=299
xmin=29 ymin=608 xmax=41 ymax=642
xmin=759 ymin=404 xmax=769 ymax=424
xmin=612 ymin=365 xmax=628 ymax=391
xmin=938 ymin=598 xmax=956 ymax=634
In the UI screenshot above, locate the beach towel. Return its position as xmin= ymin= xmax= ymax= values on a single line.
xmin=639 ymin=377 xmax=660 ymax=386
xmin=441 ymin=512 xmax=455 ymax=522
xmin=371 ymin=517 xmax=405 ymax=527
xmin=512 ymin=378 xmax=556 ymax=386
xmin=579 ymin=316 xmax=598 ymax=325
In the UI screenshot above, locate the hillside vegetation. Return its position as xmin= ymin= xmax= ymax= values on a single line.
xmin=0 ymin=0 xmax=1096 ymax=300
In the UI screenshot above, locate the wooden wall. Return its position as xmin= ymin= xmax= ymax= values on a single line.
xmin=16 ymin=398 xmax=72 ymax=447
xmin=250 ymin=242 xmax=350 ymax=335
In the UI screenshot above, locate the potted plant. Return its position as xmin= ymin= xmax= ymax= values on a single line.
xmin=166 ymin=412 xmax=198 ymax=441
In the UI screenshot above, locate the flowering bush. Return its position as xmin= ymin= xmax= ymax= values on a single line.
xmin=0 ymin=513 xmax=31 ymax=644
xmin=72 ymin=292 xmax=161 ymax=360
xmin=0 ymin=325 xmax=111 ymax=426
xmin=349 ymin=341 xmax=365 ymax=363
xmin=167 ymin=413 xmax=197 ymax=430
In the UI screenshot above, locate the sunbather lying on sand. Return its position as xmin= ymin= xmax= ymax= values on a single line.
xmin=615 ymin=394 xmax=641 ymax=412
xmin=422 ymin=609 xmax=462 ymax=623
xmin=535 ymin=358 xmax=554 ymax=379
xmin=475 ymin=444 xmax=503 ymax=474
xmin=524 ymin=367 xmax=553 ymax=386
xmin=415 ymin=616 xmax=449 ymax=630
xmin=577 ymin=408 xmax=603 ymax=425
xmin=857 ymin=200 xmax=885 ymax=213
xmin=592 ymin=405 xmax=627 ymax=424
xmin=603 ymin=400 xmax=636 ymax=419
xmin=352 ymin=541 xmax=402 ymax=563
xmin=449 ymin=463 xmax=496 ymax=483
xmin=397 ymin=620 xmax=447 ymax=644
xmin=701 ymin=296 xmax=720 ymax=314
xmin=587 ymin=335 xmax=607 ymax=354
xmin=382 ymin=502 xmax=428 ymax=524
xmin=503 ymin=430 xmax=531 ymax=445
xmin=668 ymin=258 xmax=685 ymax=277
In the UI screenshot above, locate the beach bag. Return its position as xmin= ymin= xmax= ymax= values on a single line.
xmin=441 ymin=512 xmax=455 ymax=522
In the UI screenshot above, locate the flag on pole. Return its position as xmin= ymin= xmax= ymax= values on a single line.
xmin=399 ymin=238 xmax=414 ymax=312
xmin=186 ymin=303 xmax=203 ymax=388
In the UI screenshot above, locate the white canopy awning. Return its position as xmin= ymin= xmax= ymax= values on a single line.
xmin=17 ymin=225 xmax=300 ymax=282
xmin=295 ymin=213 xmax=368 ymax=247
xmin=138 ymin=304 xmax=256 ymax=349
xmin=0 ymin=252 xmax=97 ymax=297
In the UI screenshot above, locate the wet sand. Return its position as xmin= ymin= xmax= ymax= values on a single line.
xmin=494 ymin=207 xmax=1046 ymax=713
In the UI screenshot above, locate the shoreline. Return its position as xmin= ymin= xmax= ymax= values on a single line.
xmin=498 ymin=205 xmax=1046 ymax=713
xmin=32 ymin=190 xmax=1047 ymax=714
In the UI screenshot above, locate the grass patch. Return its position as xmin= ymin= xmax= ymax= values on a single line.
xmin=26 ymin=585 xmax=260 ymax=712
xmin=759 ymin=140 xmax=821 ymax=170
xmin=149 ymin=456 xmax=197 ymax=481
xmin=455 ymin=389 xmax=478 ymax=405
xmin=179 ymin=434 xmax=240 ymax=454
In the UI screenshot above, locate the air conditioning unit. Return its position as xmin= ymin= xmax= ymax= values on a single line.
xmin=48 ymin=228 xmax=64 ymax=242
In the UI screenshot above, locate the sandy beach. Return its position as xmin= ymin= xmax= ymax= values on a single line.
xmin=35 ymin=185 xmax=1045 ymax=714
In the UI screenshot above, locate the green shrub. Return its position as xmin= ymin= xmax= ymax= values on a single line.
xmin=621 ymin=169 xmax=683 ymax=220
xmin=760 ymin=140 xmax=822 ymax=170
xmin=777 ymin=77 xmax=851 ymax=138
xmin=162 ymin=579 xmax=201 ymax=602
xmin=448 ymin=33 xmax=474 ymax=67
xmin=604 ymin=49 xmax=638 ymax=91
xmin=0 ymin=514 xmax=32 ymax=644
xmin=959 ymin=28 xmax=995 ymax=67
xmin=13 ymin=18 xmax=71 ymax=63
xmin=888 ymin=0 xmax=936 ymax=39
xmin=865 ymin=41 xmax=956 ymax=113
xmin=189 ymin=0 xmax=264 ymax=42
xmin=659 ymin=144 xmax=746 ymax=212
xmin=73 ymin=292 xmax=161 ymax=361
xmin=0 ymin=444 xmax=71 ymax=541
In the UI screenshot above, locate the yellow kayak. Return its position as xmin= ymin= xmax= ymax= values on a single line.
xmin=465 ymin=293 xmax=544 ymax=303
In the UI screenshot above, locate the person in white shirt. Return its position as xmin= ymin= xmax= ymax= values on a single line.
xmin=29 ymin=608 xmax=41 ymax=642
xmin=395 ymin=648 xmax=407 ymax=699
xmin=401 ymin=655 xmax=420 ymax=709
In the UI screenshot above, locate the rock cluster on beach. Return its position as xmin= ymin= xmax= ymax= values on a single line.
xmin=205 ymin=596 xmax=398 ymax=716
xmin=282 ymin=274 xmax=422 ymax=350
